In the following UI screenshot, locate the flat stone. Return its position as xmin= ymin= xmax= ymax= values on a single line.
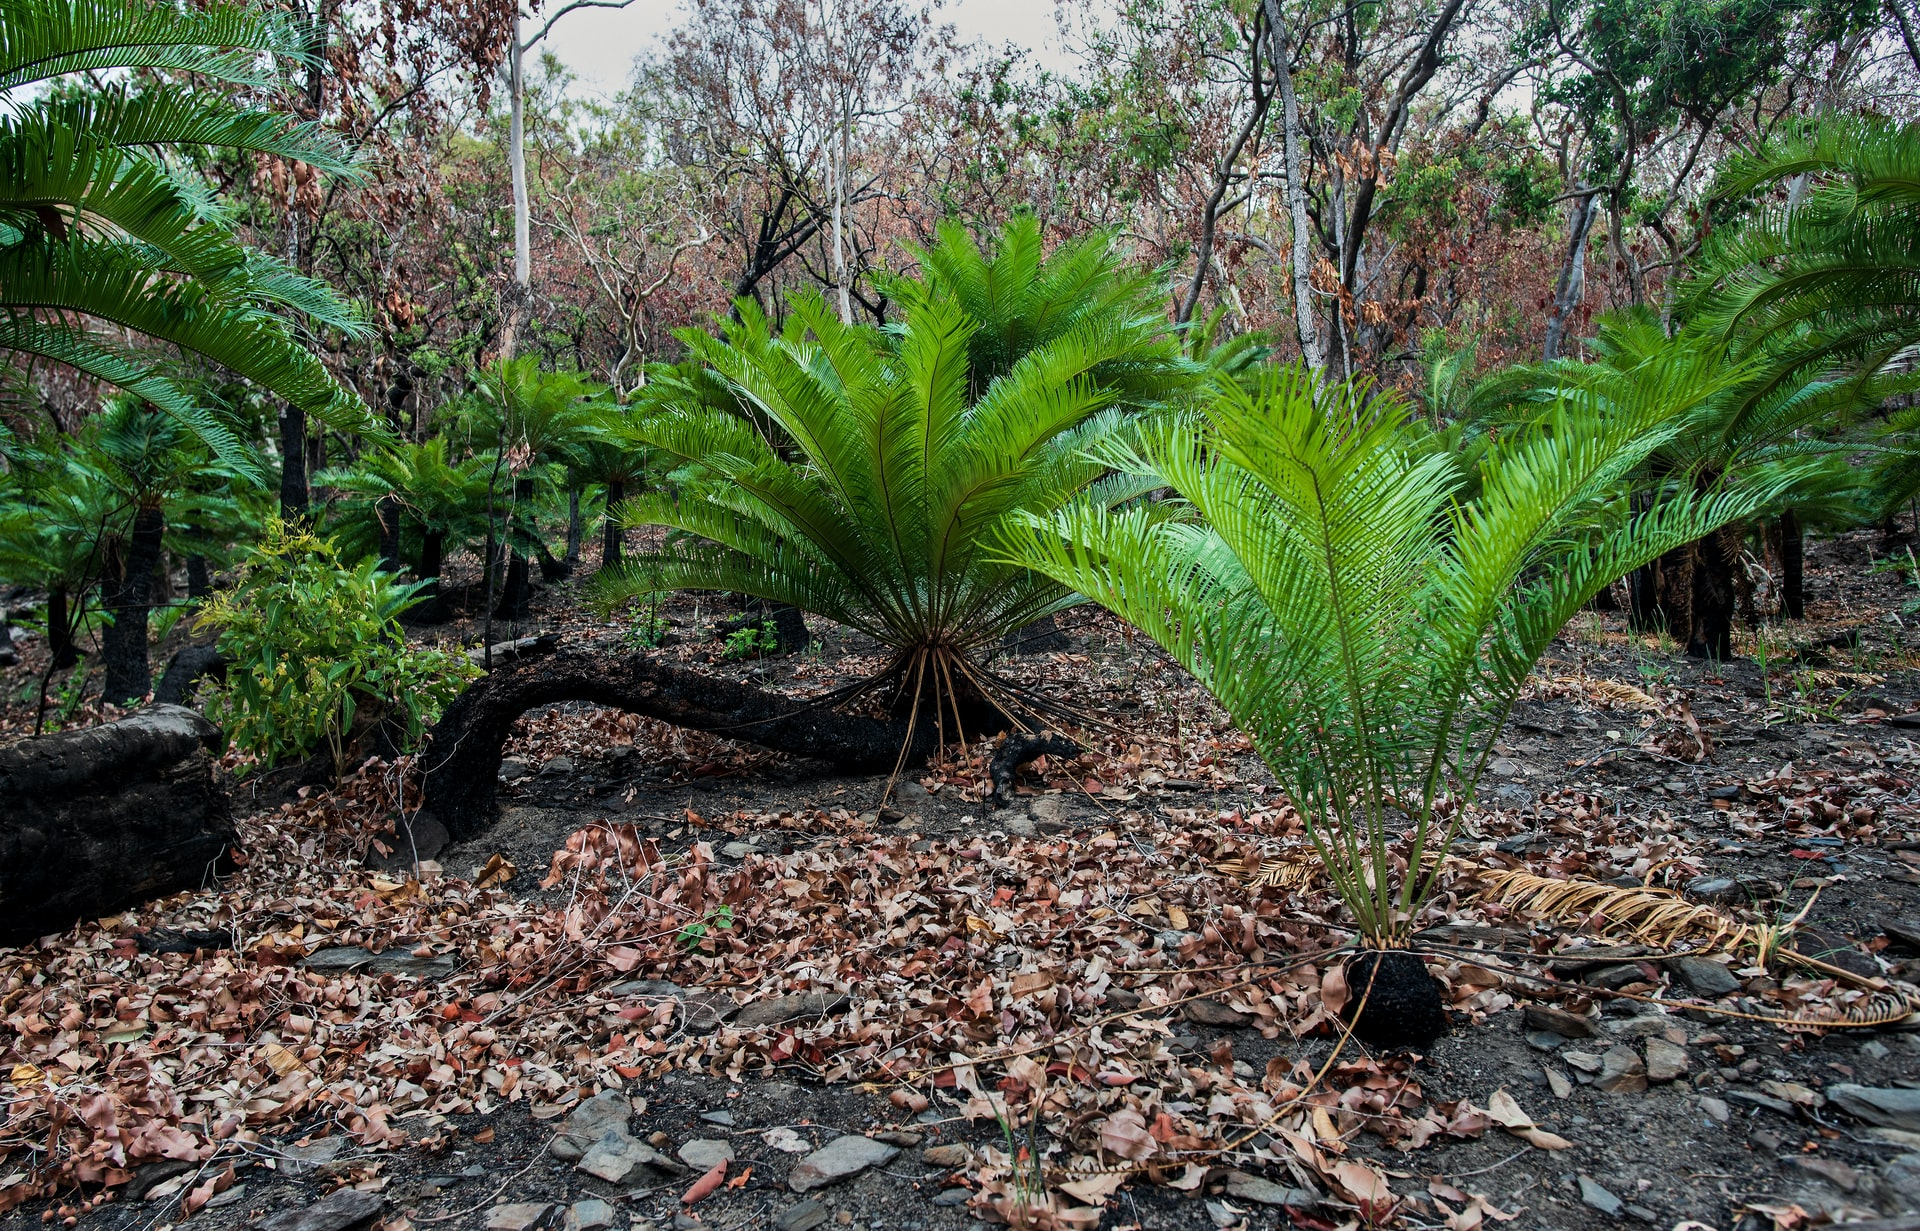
xmin=932 ymin=1189 xmax=972 ymax=1207
xmin=1577 ymin=1175 xmax=1624 ymax=1217
xmin=1882 ymin=1155 xmax=1920 ymax=1212
xmin=922 ymin=1144 xmax=972 ymax=1168
xmin=1223 ymin=1171 xmax=1321 ymax=1207
xmin=1182 ymin=998 xmax=1252 ymax=1028
xmin=1700 ymin=1096 xmax=1730 ymax=1124
xmin=257 ymin=1189 xmax=387 ymax=1231
xmin=1883 ymin=918 xmax=1920 ymax=951
xmin=1000 ymin=815 xmax=1036 ymax=837
xmin=721 ymin=842 xmax=761 ymax=859
xmin=678 ymin=1139 xmax=735 ymax=1170
xmin=1645 ymin=1038 xmax=1689 ymax=1084
xmin=300 ymin=946 xmax=456 ymax=978
xmin=1608 ymin=1014 xmax=1676 ymax=1039
xmin=1586 ymin=962 xmax=1651 ymax=990
xmin=1727 ymin=1089 xmax=1798 ymax=1117
xmin=735 ymin=992 xmax=850 ymax=1029
xmin=1546 ymin=1068 xmax=1573 ymax=1099
xmin=1495 ymin=833 xmax=1546 ymax=854
xmin=699 ymin=1109 xmax=736 ymax=1127
xmin=552 ymin=1090 xmax=633 ymax=1162
xmin=1827 ymin=1084 xmax=1920 ymax=1132
xmin=1595 ymin=1045 xmax=1648 ymax=1094
xmin=540 ymin=756 xmax=575 ymax=776
xmin=498 ymin=759 xmax=533 ymax=782
xmin=1791 ymin=927 xmax=1881 ymax=978
xmin=1667 ymin=956 xmax=1742 ymax=997
xmin=577 ymin=1130 xmax=687 ymax=1183
xmin=1563 ymin=1050 xmax=1603 ymax=1075
xmin=1488 ymin=757 xmax=1524 ymax=777
xmin=1791 ymin=1156 xmax=1860 ymax=1191
xmin=565 ymin=1200 xmax=618 ymax=1231
xmin=776 ymin=1199 xmax=831 ymax=1231
xmin=607 ymin=979 xmax=687 ymax=999
xmin=275 ymin=1137 xmax=348 ymax=1178
xmin=1550 ymin=945 xmax=1650 ymax=974
xmin=1525 ymin=1004 xmax=1597 ymax=1038
xmin=787 ymin=1135 xmax=901 ymax=1193
xmin=895 ymin=781 xmax=932 ymax=803
xmin=765 ymin=1127 xmax=810 ymax=1153
xmin=1527 ymin=1031 xmax=1564 ymax=1052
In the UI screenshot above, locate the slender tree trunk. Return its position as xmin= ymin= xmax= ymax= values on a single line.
xmin=494 ymin=476 xmax=535 ymax=621
xmin=185 ymin=554 xmax=211 ymax=599
xmin=833 ymin=88 xmax=852 ymax=324
xmin=1543 ymin=191 xmax=1600 ymax=361
xmin=47 ymin=587 xmax=80 ymax=670
xmin=279 ymin=405 xmax=309 ymax=518
xmin=601 ymin=478 xmax=625 ymax=570
xmin=376 ymin=494 xmax=404 ymax=574
xmin=101 ymin=505 xmax=165 ymax=703
xmin=1689 ymin=527 xmax=1738 ymax=661
xmin=499 ymin=22 xmax=532 ymax=360
xmin=1608 ymin=202 xmax=1646 ymax=307
xmin=1263 ymin=0 xmax=1323 ymax=371
xmin=565 ymin=487 xmax=583 ymax=566
xmin=1779 ymin=507 xmax=1804 ymax=619
xmin=406 ymin=528 xmax=448 ymax=624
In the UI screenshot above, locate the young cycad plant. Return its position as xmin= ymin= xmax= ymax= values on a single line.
xmin=1007 ymin=360 xmax=1796 ymax=1043
xmin=598 ymin=219 xmax=1196 ymax=752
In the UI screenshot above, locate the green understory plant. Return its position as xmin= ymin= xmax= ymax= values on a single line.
xmin=722 ymin=618 xmax=779 ymax=661
xmin=194 ymin=521 xmax=479 ymax=777
xmin=1007 ymin=361 xmax=1796 ymax=948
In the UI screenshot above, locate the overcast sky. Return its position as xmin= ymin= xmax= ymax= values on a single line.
xmin=538 ymin=0 xmax=1080 ymax=98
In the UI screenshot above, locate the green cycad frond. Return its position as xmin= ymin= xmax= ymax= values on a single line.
xmin=603 ymin=219 xmax=1197 ymax=744
xmin=1007 ymin=362 xmax=1792 ymax=944
xmin=0 ymin=0 xmax=307 ymax=90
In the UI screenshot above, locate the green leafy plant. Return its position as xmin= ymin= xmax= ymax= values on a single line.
xmin=722 ymin=618 xmax=778 ymax=661
xmin=0 ymin=0 xmax=375 ymax=468
xmin=1007 ymin=361 xmax=1794 ymax=950
xmin=596 ymin=217 xmax=1197 ymax=748
xmin=194 ymin=521 xmax=479 ymax=777
xmin=677 ymin=904 xmax=733 ymax=950
xmin=623 ymin=602 xmax=671 ymax=651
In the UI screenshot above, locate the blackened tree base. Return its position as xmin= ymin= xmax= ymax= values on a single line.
xmin=1342 ymin=950 xmax=1448 ymax=1048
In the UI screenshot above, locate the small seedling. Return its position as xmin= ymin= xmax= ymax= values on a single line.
xmin=723 ymin=618 xmax=779 ymax=660
xmin=678 ymin=904 xmax=733 ymax=949
xmin=624 ymin=603 xmax=670 ymax=651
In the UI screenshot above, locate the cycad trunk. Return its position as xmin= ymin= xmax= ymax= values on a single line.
xmin=494 ymin=477 xmax=535 ymax=621
xmin=406 ymin=529 xmax=449 ymax=624
xmin=279 ymin=405 xmax=309 ymax=518
xmin=101 ymin=505 xmax=165 ymax=703
xmin=376 ymin=494 xmax=404 ymax=575
xmin=1779 ymin=508 xmax=1804 ymax=619
xmin=565 ymin=488 xmax=583 ymax=567
xmin=185 ymin=554 xmax=211 ymax=599
xmin=47 ymin=588 xmax=80 ymax=670
xmin=601 ymin=479 xmax=625 ymax=570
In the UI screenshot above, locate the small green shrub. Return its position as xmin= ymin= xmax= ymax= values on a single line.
xmin=722 ymin=619 xmax=778 ymax=661
xmin=195 ymin=522 xmax=480 ymax=776
xmin=624 ymin=602 xmax=671 ymax=651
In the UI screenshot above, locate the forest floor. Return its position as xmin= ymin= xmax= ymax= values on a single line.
xmin=4 ymin=529 xmax=1920 ymax=1231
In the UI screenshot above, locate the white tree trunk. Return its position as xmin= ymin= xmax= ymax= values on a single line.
xmin=500 ymin=20 xmax=531 ymax=359
xmin=1263 ymin=0 xmax=1323 ymax=372
xmin=833 ymin=89 xmax=851 ymax=324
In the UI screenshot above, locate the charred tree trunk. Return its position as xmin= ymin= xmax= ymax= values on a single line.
xmin=535 ymin=537 xmax=570 ymax=583
xmin=154 ymin=644 xmax=228 ymax=706
xmin=279 ymin=405 xmax=309 ymax=519
xmin=494 ymin=477 xmax=535 ymax=619
xmin=46 ymin=587 xmax=80 ymax=670
xmin=601 ymin=479 xmax=625 ymax=570
xmin=0 ymin=704 xmax=234 ymax=944
xmin=1779 ymin=508 xmax=1804 ymax=620
xmin=565 ymin=488 xmax=583 ymax=568
xmin=376 ymin=495 xmax=404 ymax=575
xmin=420 ymin=647 xmax=932 ymax=836
xmin=185 ymin=554 xmax=211 ymax=599
xmin=101 ymin=505 xmax=165 ymax=703
xmin=1002 ymin=612 xmax=1073 ymax=655
xmin=1688 ymin=526 xmax=1738 ymax=661
xmin=403 ymin=529 xmax=449 ymax=624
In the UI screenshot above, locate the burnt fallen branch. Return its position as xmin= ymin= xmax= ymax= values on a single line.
xmin=0 ymin=704 xmax=235 ymax=945
xmin=989 ymin=730 xmax=1080 ymax=807
xmin=419 ymin=647 xmax=935 ymax=837
xmin=153 ymin=644 xmax=228 ymax=705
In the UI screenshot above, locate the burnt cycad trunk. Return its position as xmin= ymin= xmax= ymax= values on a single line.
xmin=1688 ymin=525 xmax=1738 ymax=660
xmin=404 ymin=528 xmax=449 ymax=624
xmin=279 ymin=405 xmax=309 ymax=518
xmin=185 ymin=554 xmax=211 ymax=599
xmin=376 ymin=494 xmax=404 ymax=574
xmin=1779 ymin=507 xmax=1804 ymax=619
xmin=493 ymin=476 xmax=535 ymax=621
xmin=46 ymin=588 xmax=80 ymax=670
xmin=601 ymin=479 xmax=625 ymax=569
xmin=100 ymin=504 xmax=165 ymax=703
xmin=565 ymin=488 xmax=583 ymax=567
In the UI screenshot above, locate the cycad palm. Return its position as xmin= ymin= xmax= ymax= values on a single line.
xmin=318 ymin=439 xmax=490 ymax=618
xmin=1007 ymin=360 xmax=1792 ymax=948
xmin=0 ymin=0 xmax=371 ymax=467
xmin=599 ymin=221 xmax=1196 ymax=746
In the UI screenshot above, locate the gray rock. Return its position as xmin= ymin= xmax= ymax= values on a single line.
xmin=257 ymin=1190 xmax=388 ymax=1231
xmin=1685 ymin=876 xmax=1737 ymax=902
xmin=895 ymin=781 xmax=932 ymax=803
xmin=1667 ymin=956 xmax=1742 ymax=997
xmin=551 ymin=1090 xmax=633 ymax=1162
xmin=607 ymin=979 xmax=687 ymax=1000
xmin=1488 ymin=757 xmax=1524 ymax=777
xmin=1791 ymin=927 xmax=1882 ymax=978
xmin=1827 ymin=1084 xmax=1920 ymax=1132
xmin=700 ymin=1109 xmax=737 ymax=1127
xmin=1880 ymin=1154 xmax=1920 ymax=1213
xmin=1182 ymin=998 xmax=1252 ymax=1028
xmin=300 ymin=946 xmax=455 ymax=978
xmin=1563 ymin=1050 xmax=1603 ymax=1076
xmin=1550 ymin=945 xmax=1650 ymax=974
xmin=577 ymin=1130 xmax=687 ymax=1183
xmin=735 ymin=992 xmax=850 ymax=1029
xmin=1586 ymin=962 xmax=1651 ymax=990
xmin=275 ymin=1137 xmax=348 ymax=1178
xmin=1595 ymin=1045 xmax=1648 ymax=1094
xmin=721 ymin=841 xmax=762 ymax=860
xmin=539 ymin=756 xmax=576 ymax=776
xmin=1883 ymin=918 xmax=1920 ymax=951
xmin=1000 ymin=815 xmax=1036 ymax=837
xmin=1700 ymin=1096 xmax=1730 ymax=1124
xmin=1223 ymin=1171 xmax=1321 ymax=1206
xmin=565 ymin=1200 xmax=618 ymax=1231
xmin=498 ymin=759 xmax=533 ymax=783
xmin=922 ymin=1144 xmax=971 ymax=1168
xmin=1578 ymin=1175 xmax=1624 ymax=1217
xmin=1527 ymin=1031 xmax=1565 ymax=1052
xmin=788 ymin=1135 xmax=901 ymax=1193
xmin=932 ymin=1189 xmax=972 ymax=1207
xmin=1028 ymin=796 xmax=1065 ymax=821
xmin=776 ymin=1200 xmax=831 ymax=1231
xmin=679 ymin=1139 xmax=735 ymax=1170
xmin=1645 ymin=1038 xmax=1689 ymax=1084
xmin=1608 ymin=1014 xmax=1676 ymax=1039
xmin=206 ymin=1182 xmax=249 ymax=1209
xmin=1525 ymin=1004 xmax=1597 ymax=1038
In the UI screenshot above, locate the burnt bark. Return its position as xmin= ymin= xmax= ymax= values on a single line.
xmin=154 ymin=644 xmax=228 ymax=706
xmin=1779 ymin=508 xmax=1804 ymax=620
xmin=602 ymin=479 xmax=625 ymax=570
xmin=420 ymin=647 xmax=932 ymax=836
xmin=185 ymin=554 xmax=212 ymax=599
xmin=279 ymin=405 xmax=309 ymax=518
xmin=376 ymin=495 xmax=404 ymax=575
xmin=46 ymin=588 xmax=80 ymax=670
xmin=565 ymin=488 xmax=583 ymax=567
xmin=1002 ymin=612 xmax=1072 ymax=655
xmin=101 ymin=505 xmax=165 ymax=703
xmin=402 ymin=529 xmax=449 ymax=624
xmin=0 ymin=704 xmax=234 ymax=944
xmin=1688 ymin=525 xmax=1738 ymax=661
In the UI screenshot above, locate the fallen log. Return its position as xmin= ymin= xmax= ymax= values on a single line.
xmin=0 ymin=705 xmax=235 ymax=945
xmin=153 ymin=643 xmax=227 ymax=705
xmin=419 ymin=647 xmax=933 ymax=837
